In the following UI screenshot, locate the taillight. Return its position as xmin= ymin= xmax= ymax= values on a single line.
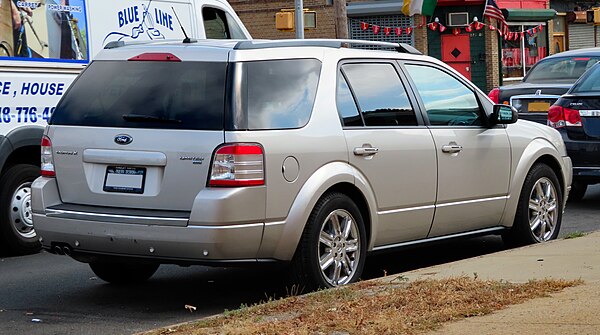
xmin=548 ymin=105 xmax=582 ymax=128
xmin=209 ymin=144 xmax=264 ymax=187
xmin=488 ymin=88 xmax=500 ymax=104
xmin=41 ymin=135 xmax=55 ymax=177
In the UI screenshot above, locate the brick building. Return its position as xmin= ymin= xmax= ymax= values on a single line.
xmin=229 ymin=0 xmax=556 ymax=92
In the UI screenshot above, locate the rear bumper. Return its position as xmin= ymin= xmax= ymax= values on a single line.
xmin=32 ymin=177 xmax=268 ymax=263
xmin=563 ymin=136 xmax=600 ymax=184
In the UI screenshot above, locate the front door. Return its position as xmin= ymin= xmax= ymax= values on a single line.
xmin=403 ymin=63 xmax=511 ymax=237
xmin=441 ymin=34 xmax=471 ymax=80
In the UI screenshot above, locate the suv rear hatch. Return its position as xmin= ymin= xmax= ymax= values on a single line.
xmin=48 ymin=59 xmax=227 ymax=212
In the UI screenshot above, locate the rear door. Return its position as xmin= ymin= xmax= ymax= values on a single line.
xmin=402 ymin=62 xmax=511 ymax=237
xmin=338 ymin=61 xmax=437 ymax=247
xmin=48 ymin=59 xmax=227 ymax=212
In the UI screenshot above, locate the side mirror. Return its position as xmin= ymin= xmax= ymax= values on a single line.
xmin=490 ymin=104 xmax=518 ymax=125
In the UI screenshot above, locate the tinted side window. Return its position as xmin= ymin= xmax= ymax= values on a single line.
xmin=336 ymin=74 xmax=363 ymax=126
xmin=233 ymin=59 xmax=321 ymax=130
xmin=203 ymin=7 xmax=233 ymax=39
xmin=51 ymin=61 xmax=226 ymax=130
xmin=405 ymin=64 xmax=481 ymax=126
xmin=342 ymin=63 xmax=417 ymax=127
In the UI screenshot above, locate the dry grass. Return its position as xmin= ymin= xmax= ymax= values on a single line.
xmin=146 ymin=277 xmax=580 ymax=335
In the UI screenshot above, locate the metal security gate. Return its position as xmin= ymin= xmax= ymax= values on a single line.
xmin=349 ymin=14 xmax=414 ymax=49
xmin=568 ymin=24 xmax=595 ymax=50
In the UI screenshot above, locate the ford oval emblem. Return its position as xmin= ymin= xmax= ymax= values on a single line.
xmin=114 ymin=134 xmax=133 ymax=145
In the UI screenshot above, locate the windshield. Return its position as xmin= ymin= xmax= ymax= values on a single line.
xmin=51 ymin=60 xmax=227 ymax=130
xmin=524 ymin=57 xmax=600 ymax=83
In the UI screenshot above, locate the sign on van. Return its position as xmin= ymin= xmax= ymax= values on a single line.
xmin=0 ymin=0 xmax=89 ymax=62
xmin=0 ymin=0 xmax=194 ymax=64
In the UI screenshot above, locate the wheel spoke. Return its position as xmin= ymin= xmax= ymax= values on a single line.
xmin=530 ymin=217 xmax=541 ymax=231
xmin=343 ymin=217 xmax=353 ymax=239
xmin=343 ymin=253 xmax=353 ymax=275
xmin=529 ymin=199 xmax=541 ymax=212
xmin=331 ymin=214 xmax=342 ymax=236
xmin=535 ymin=182 xmax=544 ymax=199
xmin=320 ymin=231 xmax=334 ymax=248
xmin=320 ymin=251 xmax=335 ymax=271
xmin=539 ymin=219 xmax=546 ymax=239
xmin=333 ymin=260 xmax=342 ymax=284
xmin=345 ymin=239 xmax=358 ymax=253
xmin=544 ymin=182 xmax=553 ymax=199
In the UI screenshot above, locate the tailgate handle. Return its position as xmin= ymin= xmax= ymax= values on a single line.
xmin=83 ymin=149 xmax=167 ymax=166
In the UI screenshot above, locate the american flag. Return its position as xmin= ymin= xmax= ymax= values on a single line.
xmin=483 ymin=0 xmax=508 ymax=31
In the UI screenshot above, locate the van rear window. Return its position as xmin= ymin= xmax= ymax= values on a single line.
xmin=51 ymin=61 xmax=227 ymax=130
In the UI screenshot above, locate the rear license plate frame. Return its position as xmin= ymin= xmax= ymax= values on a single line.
xmin=103 ymin=166 xmax=146 ymax=194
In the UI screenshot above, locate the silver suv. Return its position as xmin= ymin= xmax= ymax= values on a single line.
xmin=32 ymin=39 xmax=572 ymax=289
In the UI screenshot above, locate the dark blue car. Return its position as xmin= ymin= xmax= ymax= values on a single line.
xmin=548 ymin=61 xmax=600 ymax=200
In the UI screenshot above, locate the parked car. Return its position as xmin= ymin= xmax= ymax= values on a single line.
xmin=32 ymin=39 xmax=572 ymax=289
xmin=547 ymin=61 xmax=600 ymax=200
xmin=489 ymin=48 xmax=600 ymax=124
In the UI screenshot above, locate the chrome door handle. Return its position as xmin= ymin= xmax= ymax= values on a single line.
xmin=353 ymin=147 xmax=379 ymax=156
xmin=441 ymin=144 xmax=463 ymax=153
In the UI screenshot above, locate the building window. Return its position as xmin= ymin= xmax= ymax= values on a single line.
xmin=501 ymin=23 xmax=548 ymax=80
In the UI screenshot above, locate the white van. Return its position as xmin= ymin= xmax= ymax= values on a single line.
xmin=0 ymin=0 xmax=251 ymax=255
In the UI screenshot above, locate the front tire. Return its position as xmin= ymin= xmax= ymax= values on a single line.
xmin=89 ymin=262 xmax=159 ymax=284
xmin=0 ymin=164 xmax=41 ymax=255
xmin=503 ymin=163 xmax=562 ymax=246
xmin=290 ymin=193 xmax=367 ymax=290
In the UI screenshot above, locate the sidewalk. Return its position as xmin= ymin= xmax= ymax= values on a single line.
xmin=394 ymin=231 xmax=600 ymax=335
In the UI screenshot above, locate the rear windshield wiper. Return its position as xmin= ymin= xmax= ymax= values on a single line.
xmin=122 ymin=114 xmax=182 ymax=124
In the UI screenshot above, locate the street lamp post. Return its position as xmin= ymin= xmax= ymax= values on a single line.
xmin=295 ymin=0 xmax=304 ymax=39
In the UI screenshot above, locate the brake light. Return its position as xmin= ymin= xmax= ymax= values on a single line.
xmin=41 ymin=135 xmax=55 ymax=177
xmin=488 ymin=88 xmax=500 ymax=104
xmin=128 ymin=53 xmax=181 ymax=62
xmin=548 ymin=105 xmax=582 ymax=128
xmin=209 ymin=144 xmax=264 ymax=187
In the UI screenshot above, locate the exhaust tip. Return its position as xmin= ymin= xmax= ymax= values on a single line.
xmin=53 ymin=245 xmax=64 ymax=255
xmin=62 ymin=246 xmax=71 ymax=256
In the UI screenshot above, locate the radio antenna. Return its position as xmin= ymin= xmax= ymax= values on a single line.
xmin=172 ymin=7 xmax=196 ymax=43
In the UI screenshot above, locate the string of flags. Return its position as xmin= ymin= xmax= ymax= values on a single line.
xmin=356 ymin=18 xmax=544 ymax=41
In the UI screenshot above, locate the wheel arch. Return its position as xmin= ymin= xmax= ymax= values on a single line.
xmin=500 ymin=139 xmax=568 ymax=227
xmin=0 ymin=126 xmax=44 ymax=174
xmin=264 ymin=162 xmax=378 ymax=261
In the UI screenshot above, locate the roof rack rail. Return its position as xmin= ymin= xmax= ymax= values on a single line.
xmin=233 ymin=39 xmax=422 ymax=55
xmin=103 ymin=38 xmax=194 ymax=50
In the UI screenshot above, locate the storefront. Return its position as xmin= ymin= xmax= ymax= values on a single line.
xmin=500 ymin=9 xmax=555 ymax=81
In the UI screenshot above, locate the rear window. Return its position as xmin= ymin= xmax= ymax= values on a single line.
xmin=51 ymin=61 xmax=227 ymax=130
xmin=571 ymin=64 xmax=600 ymax=93
xmin=525 ymin=57 xmax=600 ymax=83
xmin=230 ymin=59 xmax=321 ymax=130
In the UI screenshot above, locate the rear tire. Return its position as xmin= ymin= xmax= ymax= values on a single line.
xmin=290 ymin=192 xmax=367 ymax=291
xmin=503 ymin=163 xmax=562 ymax=247
xmin=89 ymin=262 xmax=159 ymax=284
xmin=0 ymin=164 xmax=41 ymax=255
xmin=568 ymin=181 xmax=587 ymax=202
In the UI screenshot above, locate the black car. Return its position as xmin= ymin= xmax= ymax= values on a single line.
xmin=489 ymin=48 xmax=600 ymax=124
xmin=548 ymin=61 xmax=600 ymax=200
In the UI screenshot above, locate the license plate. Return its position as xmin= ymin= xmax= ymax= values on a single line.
xmin=579 ymin=110 xmax=600 ymax=117
xmin=527 ymin=101 xmax=551 ymax=112
xmin=103 ymin=166 xmax=146 ymax=194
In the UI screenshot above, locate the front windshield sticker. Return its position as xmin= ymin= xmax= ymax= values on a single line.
xmin=0 ymin=0 xmax=89 ymax=63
